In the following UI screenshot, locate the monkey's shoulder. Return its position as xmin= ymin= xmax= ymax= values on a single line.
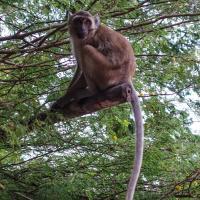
xmin=95 ymin=25 xmax=122 ymax=39
xmin=95 ymin=25 xmax=132 ymax=51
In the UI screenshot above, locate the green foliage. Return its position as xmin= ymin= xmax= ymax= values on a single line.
xmin=0 ymin=0 xmax=200 ymax=199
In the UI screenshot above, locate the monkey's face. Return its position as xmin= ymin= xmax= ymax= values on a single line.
xmin=69 ymin=11 xmax=100 ymax=40
xmin=72 ymin=17 xmax=93 ymax=39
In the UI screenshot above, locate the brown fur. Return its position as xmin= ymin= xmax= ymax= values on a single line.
xmin=69 ymin=22 xmax=136 ymax=93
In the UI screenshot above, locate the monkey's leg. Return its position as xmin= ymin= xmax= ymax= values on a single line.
xmin=82 ymin=45 xmax=112 ymax=69
xmin=82 ymin=45 xmax=114 ymax=90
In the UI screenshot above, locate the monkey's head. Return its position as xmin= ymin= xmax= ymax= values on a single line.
xmin=68 ymin=11 xmax=100 ymax=40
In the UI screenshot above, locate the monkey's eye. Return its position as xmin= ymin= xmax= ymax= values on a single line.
xmin=85 ymin=19 xmax=91 ymax=26
xmin=73 ymin=18 xmax=83 ymax=25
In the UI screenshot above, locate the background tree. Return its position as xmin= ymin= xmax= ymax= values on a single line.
xmin=0 ymin=0 xmax=200 ymax=199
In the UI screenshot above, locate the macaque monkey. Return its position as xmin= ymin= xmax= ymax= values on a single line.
xmin=51 ymin=11 xmax=144 ymax=200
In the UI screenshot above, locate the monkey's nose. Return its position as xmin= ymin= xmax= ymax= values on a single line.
xmin=77 ymin=30 xmax=87 ymax=39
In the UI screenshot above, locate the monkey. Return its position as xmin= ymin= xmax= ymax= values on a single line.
xmin=51 ymin=11 xmax=144 ymax=200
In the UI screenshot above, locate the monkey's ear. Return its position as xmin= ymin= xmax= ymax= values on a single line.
xmin=94 ymin=14 xmax=100 ymax=28
xmin=67 ymin=11 xmax=73 ymax=21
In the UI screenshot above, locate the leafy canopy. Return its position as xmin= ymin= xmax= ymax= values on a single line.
xmin=0 ymin=0 xmax=200 ymax=199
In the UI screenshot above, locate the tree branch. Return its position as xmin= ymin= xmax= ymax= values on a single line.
xmin=29 ymin=83 xmax=132 ymax=126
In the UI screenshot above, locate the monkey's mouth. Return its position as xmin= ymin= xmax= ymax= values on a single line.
xmin=77 ymin=31 xmax=87 ymax=39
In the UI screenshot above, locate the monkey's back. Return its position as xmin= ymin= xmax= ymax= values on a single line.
xmin=93 ymin=25 xmax=136 ymax=82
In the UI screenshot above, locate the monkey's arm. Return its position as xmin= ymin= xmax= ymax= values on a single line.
xmin=66 ymin=65 xmax=85 ymax=94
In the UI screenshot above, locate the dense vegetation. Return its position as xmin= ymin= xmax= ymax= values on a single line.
xmin=0 ymin=0 xmax=200 ymax=199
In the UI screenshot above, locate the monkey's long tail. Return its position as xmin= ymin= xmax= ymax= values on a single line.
xmin=126 ymin=85 xmax=144 ymax=200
